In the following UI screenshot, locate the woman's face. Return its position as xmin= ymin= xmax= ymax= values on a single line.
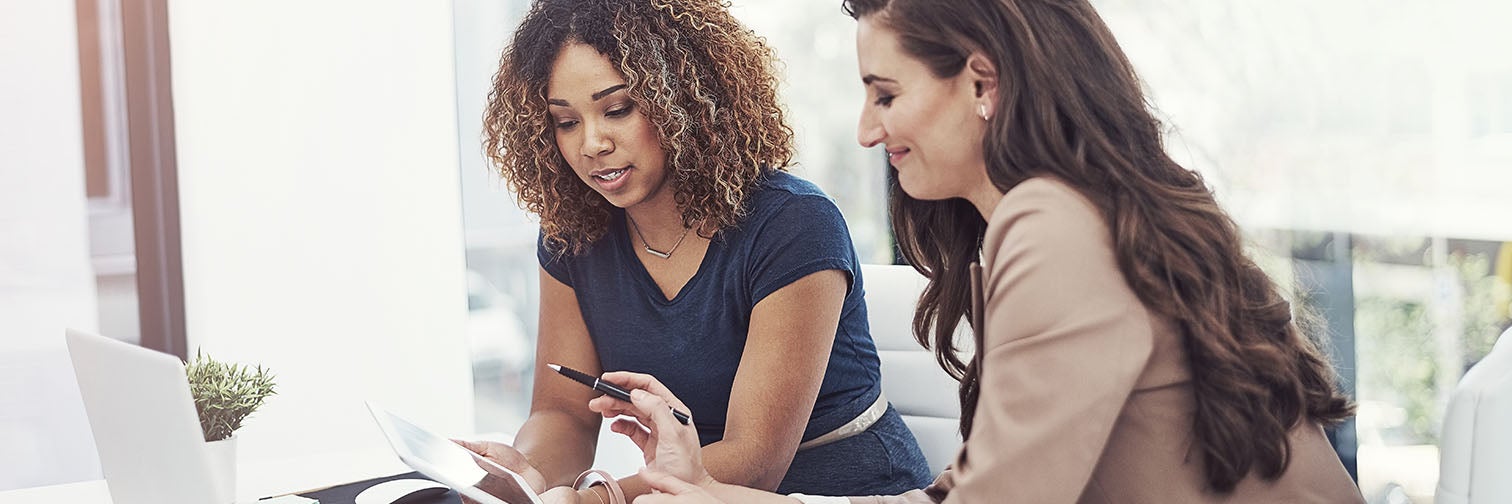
xmin=547 ymin=42 xmax=670 ymax=210
xmin=855 ymin=17 xmax=990 ymax=202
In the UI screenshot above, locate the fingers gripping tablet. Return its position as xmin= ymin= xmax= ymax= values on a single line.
xmin=366 ymin=402 xmax=542 ymax=504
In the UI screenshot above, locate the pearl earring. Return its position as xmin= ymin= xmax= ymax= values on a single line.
xmin=977 ymin=103 xmax=990 ymax=121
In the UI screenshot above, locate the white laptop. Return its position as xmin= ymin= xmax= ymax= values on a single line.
xmin=65 ymin=329 xmax=229 ymax=504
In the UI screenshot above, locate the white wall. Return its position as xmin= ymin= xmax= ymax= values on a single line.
xmin=167 ymin=0 xmax=474 ymax=497
xmin=0 ymin=0 xmax=105 ymax=491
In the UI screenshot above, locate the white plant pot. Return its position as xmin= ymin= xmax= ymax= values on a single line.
xmin=205 ymin=435 xmax=238 ymax=503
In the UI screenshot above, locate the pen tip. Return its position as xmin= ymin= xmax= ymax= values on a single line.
xmin=547 ymin=363 xmax=561 ymax=372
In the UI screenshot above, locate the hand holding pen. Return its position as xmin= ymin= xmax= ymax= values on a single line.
xmin=549 ymin=364 xmax=692 ymax=425
xmin=576 ymin=369 xmax=716 ymax=490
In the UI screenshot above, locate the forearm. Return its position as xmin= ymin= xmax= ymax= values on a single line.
xmin=571 ymin=476 xmax=808 ymax=504
xmin=707 ymin=481 xmax=804 ymax=504
xmin=706 ymin=480 xmax=934 ymax=504
xmin=513 ymin=410 xmax=600 ymax=487
xmin=699 ymin=436 xmax=794 ymax=491
xmin=586 ymin=478 xmax=802 ymax=504
xmin=590 ymin=437 xmax=795 ymax=500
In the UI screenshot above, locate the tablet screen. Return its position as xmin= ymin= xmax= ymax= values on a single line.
xmin=367 ymin=403 xmax=541 ymax=504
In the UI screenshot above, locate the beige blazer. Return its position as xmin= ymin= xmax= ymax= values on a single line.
xmin=855 ymin=178 xmax=1362 ymax=503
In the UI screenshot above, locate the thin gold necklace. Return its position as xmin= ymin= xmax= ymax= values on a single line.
xmin=626 ymin=214 xmax=690 ymax=259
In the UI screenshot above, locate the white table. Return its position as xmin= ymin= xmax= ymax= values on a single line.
xmin=0 ymin=447 xmax=408 ymax=504
xmin=0 ymin=427 xmax=646 ymax=504
xmin=0 ymin=480 xmax=111 ymax=504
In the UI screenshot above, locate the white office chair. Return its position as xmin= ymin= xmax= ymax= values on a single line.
xmin=862 ymin=264 xmax=970 ymax=477
xmin=1437 ymin=326 xmax=1512 ymax=504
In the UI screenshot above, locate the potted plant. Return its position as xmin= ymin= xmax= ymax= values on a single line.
xmin=186 ymin=350 xmax=276 ymax=503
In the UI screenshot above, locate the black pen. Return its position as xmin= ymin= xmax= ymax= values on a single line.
xmin=548 ymin=363 xmax=692 ymax=425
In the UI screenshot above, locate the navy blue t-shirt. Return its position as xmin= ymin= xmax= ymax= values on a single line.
xmin=538 ymin=171 xmax=882 ymax=446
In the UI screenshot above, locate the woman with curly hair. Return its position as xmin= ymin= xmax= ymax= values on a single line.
xmin=455 ymin=0 xmax=931 ymax=502
xmin=578 ymin=0 xmax=1366 ymax=502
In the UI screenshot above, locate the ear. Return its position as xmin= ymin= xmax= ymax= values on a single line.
xmin=965 ymin=51 xmax=999 ymax=116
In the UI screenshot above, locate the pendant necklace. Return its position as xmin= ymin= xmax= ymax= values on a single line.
xmin=627 ymin=214 xmax=690 ymax=259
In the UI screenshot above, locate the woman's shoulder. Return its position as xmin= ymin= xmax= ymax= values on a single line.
xmin=983 ymin=177 xmax=1107 ymax=252
xmin=722 ymin=170 xmax=853 ymax=257
xmin=536 ymin=213 xmax=625 ymax=267
xmin=742 ymin=170 xmax=842 ymax=221
xmin=993 ymin=177 xmax=1098 ymax=221
xmin=752 ymin=170 xmax=831 ymax=202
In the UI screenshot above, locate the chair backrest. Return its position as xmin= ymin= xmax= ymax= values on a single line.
xmin=862 ymin=264 xmax=969 ymax=477
xmin=1437 ymin=327 xmax=1512 ymax=504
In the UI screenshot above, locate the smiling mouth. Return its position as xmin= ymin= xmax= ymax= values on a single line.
xmin=594 ymin=167 xmax=629 ymax=182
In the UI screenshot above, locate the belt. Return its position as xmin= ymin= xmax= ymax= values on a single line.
xmin=797 ymin=392 xmax=888 ymax=451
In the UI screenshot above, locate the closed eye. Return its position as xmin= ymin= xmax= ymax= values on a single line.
xmin=873 ymin=95 xmax=895 ymax=107
xmin=555 ymin=119 xmax=579 ymax=131
xmin=605 ymin=103 xmax=634 ymax=118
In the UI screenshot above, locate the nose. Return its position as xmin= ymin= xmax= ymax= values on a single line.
xmin=856 ymin=106 xmax=884 ymax=148
xmin=580 ymin=120 xmax=613 ymax=159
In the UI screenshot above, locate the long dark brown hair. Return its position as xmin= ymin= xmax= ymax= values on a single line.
xmin=484 ymin=0 xmax=794 ymax=254
xmin=844 ymin=0 xmax=1353 ymax=493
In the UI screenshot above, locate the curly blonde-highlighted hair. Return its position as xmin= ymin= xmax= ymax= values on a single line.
xmin=483 ymin=0 xmax=795 ymax=254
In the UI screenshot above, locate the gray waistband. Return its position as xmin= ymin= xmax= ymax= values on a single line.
xmin=797 ymin=392 xmax=888 ymax=451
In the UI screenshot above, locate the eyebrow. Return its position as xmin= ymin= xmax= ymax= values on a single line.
xmin=861 ymin=75 xmax=897 ymax=85
xmin=546 ymin=84 xmax=629 ymax=107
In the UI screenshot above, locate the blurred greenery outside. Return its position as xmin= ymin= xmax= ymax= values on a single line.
xmin=1354 ymin=244 xmax=1510 ymax=445
xmin=1253 ymin=234 xmax=1511 ymax=448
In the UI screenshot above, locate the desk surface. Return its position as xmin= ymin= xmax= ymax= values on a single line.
xmin=0 ymin=429 xmax=645 ymax=504
xmin=0 ymin=480 xmax=110 ymax=504
xmin=0 ymin=447 xmax=408 ymax=504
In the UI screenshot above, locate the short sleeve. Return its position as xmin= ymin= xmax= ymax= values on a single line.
xmin=747 ymin=194 xmax=858 ymax=305
xmin=537 ymin=231 xmax=573 ymax=287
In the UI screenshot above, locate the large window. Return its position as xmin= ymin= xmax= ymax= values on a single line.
xmin=453 ymin=0 xmax=538 ymax=434
xmin=728 ymin=0 xmax=892 ymax=264
xmin=1096 ymin=1 xmax=1512 ymax=502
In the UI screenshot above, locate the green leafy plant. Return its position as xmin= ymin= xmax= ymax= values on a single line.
xmin=185 ymin=350 xmax=276 ymax=442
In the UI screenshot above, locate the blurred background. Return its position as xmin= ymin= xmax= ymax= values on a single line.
xmin=3 ymin=1 xmax=1508 ymax=502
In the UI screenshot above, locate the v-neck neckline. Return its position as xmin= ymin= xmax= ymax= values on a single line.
xmin=617 ymin=211 xmax=717 ymax=305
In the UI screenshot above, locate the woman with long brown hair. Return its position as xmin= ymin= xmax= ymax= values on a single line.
xmin=582 ymin=0 xmax=1366 ymax=502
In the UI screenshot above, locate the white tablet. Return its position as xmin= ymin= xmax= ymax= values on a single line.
xmin=366 ymin=402 xmax=543 ymax=504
